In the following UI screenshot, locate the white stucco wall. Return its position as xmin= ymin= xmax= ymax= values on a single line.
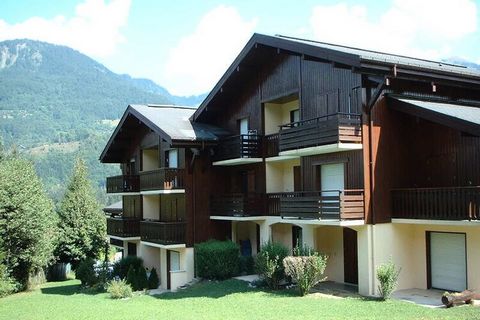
xmin=142 ymin=195 xmax=160 ymax=220
xmin=264 ymin=100 xmax=299 ymax=135
xmin=315 ymin=226 xmax=344 ymax=283
xmin=265 ymin=159 xmax=300 ymax=193
xmin=142 ymin=149 xmax=159 ymax=171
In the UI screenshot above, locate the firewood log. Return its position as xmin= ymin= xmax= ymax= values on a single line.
xmin=442 ymin=290 xmax=480 ymax=308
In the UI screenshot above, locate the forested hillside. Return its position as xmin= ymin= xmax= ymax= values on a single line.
xmin=0 ymin=39 xmax=204 ymax=203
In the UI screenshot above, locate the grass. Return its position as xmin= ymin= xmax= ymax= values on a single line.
xmin=0 ymin=280 xmax=478 ymax=320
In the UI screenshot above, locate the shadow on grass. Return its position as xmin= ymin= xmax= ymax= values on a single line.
xmin=153 ymin=279 xmax=297 ymax=300
xmin=40 ymin=282 xmax=106 ymax=297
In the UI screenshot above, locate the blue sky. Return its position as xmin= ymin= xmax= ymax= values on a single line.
xmin=1 ymin=0 xmax=479 ymax=96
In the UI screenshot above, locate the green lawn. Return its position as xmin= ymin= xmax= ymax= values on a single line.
xmin=0 ymin=280 xmax=478 ymax=320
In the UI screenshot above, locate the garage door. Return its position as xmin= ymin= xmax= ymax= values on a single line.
xmin=430 ymin=232 xmax=466 ymax=292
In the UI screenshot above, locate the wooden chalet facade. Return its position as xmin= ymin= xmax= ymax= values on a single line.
xmin=100 ymin=34 xmax=480 ymax=294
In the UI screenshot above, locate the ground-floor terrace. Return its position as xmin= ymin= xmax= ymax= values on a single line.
xmin=215 ymin=216 xmax=480 ymax=296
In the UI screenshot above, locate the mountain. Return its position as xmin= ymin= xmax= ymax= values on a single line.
xmin=442 ymin=57 xmax=480 ymax=71
xmin=0 ymin=39 xmax=205 ymax=203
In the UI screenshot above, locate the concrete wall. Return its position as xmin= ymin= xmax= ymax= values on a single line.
xmin=264 ymin=100 xmax=299 ymax=135
xmin=143 ymin=195 xmax=159 ymax=220
xmin=265 ymin=159 xmax=300 ymax=193
xmin=271 ymin=223 xmax=293 ymax=252
xmin=142 ymin=149 xmax=159 ymax=171
xmin=232 ymin=221 xmax=258 ymax=255
xmin=315 ymin=226 xmax=344 ymax=283
xmin=140 ymin=245 xmax=161 ymax=281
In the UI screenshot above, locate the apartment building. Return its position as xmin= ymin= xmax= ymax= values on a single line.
xmin=100 ymin=33 xmax=480 ymax=294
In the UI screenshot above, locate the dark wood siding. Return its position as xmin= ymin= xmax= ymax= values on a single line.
xmin=301 ymin=59 xmax=362 ymax=120
xmin=301 ymin=151 xmax=364 ymax=191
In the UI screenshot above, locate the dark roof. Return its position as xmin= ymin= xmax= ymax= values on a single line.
xmin=100 ymin=104 xmax=228 ymax=162
xmin=388 ymin=96 xmax=480 ymax=136
xmin=276 ymin=35 xmax=480 ymax=78
xmin=192 ymin=33 xmax=480 ymax=122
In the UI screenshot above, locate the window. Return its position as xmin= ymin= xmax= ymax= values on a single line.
xmin=165 ymin=149 xmax=178 ymax=168
xmin=292 ymin=226 xmax=303 ymax=248
xmin=239 ymin=117 xmax=249 ymax=135
xmin=290 ymin=109 xmax=300 ymax=126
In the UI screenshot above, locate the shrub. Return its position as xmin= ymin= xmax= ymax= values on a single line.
xmin=195 ymin=240 xmax=240 ymax=280
xmin=283 ymin=254 xmax=328 ymax=296
xmin=136 ymin=266 xmax=148 ymax=291
xmin=112 ymin=256 xmax=143 ymax=280
xmin=126 ymin=265 xmax=137 ymax=290
xmin=147 ymin=268 xmax=160 ymax=289
xmin=292 ymin=243 xmax=316 ymax=257
xmin=76 ymin=258 xmax=97 ymax=286
xmin=0 ymin=264 xmax=15 ymax=297
xmin=255 ymin=242 xmax=289 ymax=289
xmin=376 ymin=260 xmax=401 ymax=300
xmin=106 ymin=279 xmax=132 ymax=299
xmin=239 ymin=256 xmax=255 ymax=275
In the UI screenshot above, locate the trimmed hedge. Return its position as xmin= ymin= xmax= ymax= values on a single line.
xmin=112 ymin=256 xmax=143 ymax=280
xmin=195 ymin=240 xmax=240 ymax=280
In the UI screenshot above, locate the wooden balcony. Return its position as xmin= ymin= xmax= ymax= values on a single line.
xmin=140 ymin=220 xmax=186 ymax=245
xmin=139 ymin=168 xmax=185 ymax=191
xmin=107 ymin=217 xmax=140 ymax=238
xmin=210 ymin=193 xmax=269 ymax=217
xmin=213 ymin=134 xmax=263 ymax=165
xmin=106 ymin=175 xmax=139 ymax=193
xmin=278 ymin=113 xmax=362 ymax=155
xmin=392 ymin=187 xmax=480 ymax=220
xmin=267 ymin=190 xmax=364 ymax=220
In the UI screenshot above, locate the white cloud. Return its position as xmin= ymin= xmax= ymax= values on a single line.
xmin=0 ymin=0 xmax=131 ymax=57
xmin=309 ymin=0 xmax=477 ymax=60
xmin=162 ymin=5 xmax=257 ymax=96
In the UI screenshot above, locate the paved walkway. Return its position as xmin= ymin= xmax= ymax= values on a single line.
xmin=392 ymin=288 xmax=445 ymax=308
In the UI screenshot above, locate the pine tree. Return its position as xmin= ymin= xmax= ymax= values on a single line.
xmin=147 ymin=267 xmax=160 ymax=289
xmin=0 ymin=155 xmax=57 ymax=287
xmin=137 ymin=266 xmax=148 ymax=290
xmin=126 ymin=265 xmax=137 ymax=291
xmin=55 ymin=158 xmax=106 ymax=268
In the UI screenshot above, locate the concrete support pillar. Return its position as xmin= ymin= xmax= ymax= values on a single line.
xmin=356 ymin=225 xmax=375 ymax=296
xmin=301 ymin=224 xmax=316 ymax=249
xmin=231 ymin=221 xmax=237 ymax=243
xmin=258 ymin=221 xmax=272 ymax=246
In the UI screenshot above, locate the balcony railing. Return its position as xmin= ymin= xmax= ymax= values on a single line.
xmin=392 ymin=186 xmax=480 ymax=220
xmin=214 ymin=134 xmax=262 ymax=161
xmin=139 ymin=168 xmax=185 ymax=191
xmin=278 ymin=113 xmax=362 ymax=152
xmin=210 ymin=193 xmax=269 ymax=216
xmin=264 ymin=133 xmax=280 ymax=158
xmin=267 ymin=190 xmax=364 ymax=220
xmin=107 ymin=217 xmax=140 ymax=238
xmin=140 ymin=220 xmax=186 ymax=245
xmin=106 ymin=175 xmax=140 ymax=193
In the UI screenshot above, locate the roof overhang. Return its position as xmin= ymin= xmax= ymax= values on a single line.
xmin=99 ymin=106 xmax=173 ymax=163
xmin=387 ymin=96 xmax=480 ymax=136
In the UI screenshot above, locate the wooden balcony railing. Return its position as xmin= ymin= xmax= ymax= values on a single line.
xmin=264 ymin=133 xmax=280 ymax=158
xmin=107 ymin=217 xmax=140 ymax=238
xmin=214 ymin=134 xmax=262 ymax=161
xmin=140 ymin=220 xmax=186 ymax=245
xmin=278 ymin=113 xmax=362 ymax=152
xmin=392 ymin=187 xmax=480 ymax=220
xmin=139 ymin=168 xmax=185 ymax=191
xmin=106 ymin=175 xmax=140 ymax=193
xmin=267 ymin=190 xmax=364 ymax=220
xmin=210 ymin=193 xmax=269 ymax=216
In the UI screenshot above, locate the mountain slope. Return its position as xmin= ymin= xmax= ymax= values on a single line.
xmin=0 ymin=39 xmax=204 ymax=203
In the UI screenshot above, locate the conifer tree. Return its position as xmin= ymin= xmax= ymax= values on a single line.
xmin=0 ymin=155 xmax=57 ymax=287
xmin=55 ymin=158 xmax=106 ymax=268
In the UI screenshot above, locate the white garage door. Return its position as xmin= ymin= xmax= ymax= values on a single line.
xmin=430 ymin=232 xmax=466 ymax=292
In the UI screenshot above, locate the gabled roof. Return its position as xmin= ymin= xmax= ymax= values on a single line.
xmin=191 ymin=33 xmax=480 ymax=122
xmin=99 ymin=104 xmax=228 ymax=162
